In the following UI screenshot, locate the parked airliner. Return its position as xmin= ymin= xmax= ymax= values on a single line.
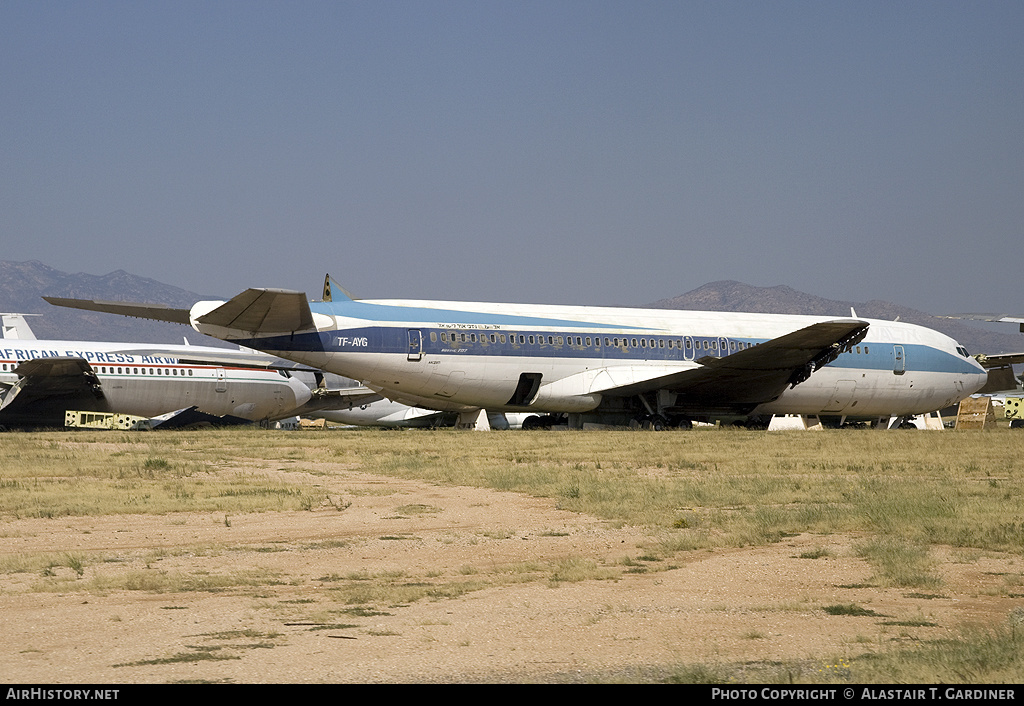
xmin=46 ymin=279 xmax=989 ymax=429
xmin=0 ymin=315 xmax=315 ymax=428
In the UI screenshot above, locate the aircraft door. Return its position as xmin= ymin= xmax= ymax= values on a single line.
xmin=407 ymin=329 xmax=423 ymax=361
xmin=893 ymin=345 xmax=905 ymax=375
xmin=683 ymin=336 xmax=695 ymax=361
xmin=823 ymin=380 xmax=857 ymax=412
xmin=216 ymin=367 xmax=227 ymax=392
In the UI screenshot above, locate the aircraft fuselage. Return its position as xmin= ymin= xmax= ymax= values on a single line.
xmin=193 ymin=297 xmax=987 ymax=425
xmin=0 ymin=340 xmax=311 ymax=427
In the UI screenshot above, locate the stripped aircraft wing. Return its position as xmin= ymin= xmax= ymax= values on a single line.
xmin=975 ymin=352 xmax=1024 ymax=368
xmin=593 ymin=319 xmax=870 ymax=413
xmin=0 ymin=357 xmax=107 ymax=421
xmin=973 ymin=351 xmax=1024 ymax=394
xmin=297 ymin=384 xmax=384 ymax=416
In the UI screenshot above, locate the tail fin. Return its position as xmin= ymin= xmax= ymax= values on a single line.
xmin=321 ymin=274 xmax=355 ymax=303
xmin=1 ymin=313 xmax=41 ymax=340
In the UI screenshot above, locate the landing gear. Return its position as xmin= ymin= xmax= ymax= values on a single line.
xmin=638 ymin=414 xmax=667 ymax=431
xmin=631 ymin=414 xmax=690 ymax=430
xmin=521 ymin=414 xmax=562 ymax=430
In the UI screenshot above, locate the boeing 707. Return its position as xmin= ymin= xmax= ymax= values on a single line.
xmin=46 ymin=278 xmax=989 ymax=429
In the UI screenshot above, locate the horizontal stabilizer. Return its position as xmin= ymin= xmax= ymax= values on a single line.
xmin=43 ymin=297 xmax=192 ymax=325
xmin=196 ymin=289 xmax=315 ymax=335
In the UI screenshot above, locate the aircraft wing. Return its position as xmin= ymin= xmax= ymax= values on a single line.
xmin=940 ymin=313 xmax=1024 ymax=324
xmin=975 ymin=352 xmax=1024 ymax=369
xmin=595 ymin=319 xmax=870 ymax=414
xmin=0 ymin=357 xmax=107 ymax=422
xmin=973 ymin=352 xmax=1024 ymax=394
xmin=297 ymin=385 xmax=384 ymax=415
xmin=939 ymin=313 xmax=1024 ymax=333
xmin=42 ymin=297 xmax=192 ymax=325
xmin=112 ymin=346 xmax=281 ymax=368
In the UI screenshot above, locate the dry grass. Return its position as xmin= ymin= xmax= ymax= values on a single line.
xmin=2 ymin=426 xmax=1024 ymax=682
xmin=3 ymin=427 xmax=1022 ymax=554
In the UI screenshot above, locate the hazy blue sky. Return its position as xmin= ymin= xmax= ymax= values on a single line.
xmin=3 ymin=1 xmax=1022 ymax=313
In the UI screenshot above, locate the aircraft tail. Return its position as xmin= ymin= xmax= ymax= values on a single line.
xmin=43 ymin=297 xmax=193 ymax=325
xmin=194 ymin=288 xmax=316 ymax=336
xmin=320 ymin=273 xmax=355 ymax=303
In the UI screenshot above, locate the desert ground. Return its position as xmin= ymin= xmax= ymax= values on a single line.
xmin=1 ymin=449 xmax=1021 ymax=684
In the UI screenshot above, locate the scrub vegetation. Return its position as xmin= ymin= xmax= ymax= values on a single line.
xmin=1 ymin=426 xmax=1023 ymax=682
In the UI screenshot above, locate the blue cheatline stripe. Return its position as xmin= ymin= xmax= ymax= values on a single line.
xmin=234 ymin=326 xmax=980 ymax=375
xmin=312 ymin=300 xmax=653 ymax=330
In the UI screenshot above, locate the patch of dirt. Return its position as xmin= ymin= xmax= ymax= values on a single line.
xmin=1 ymin=467 xmax=1020 ymax=683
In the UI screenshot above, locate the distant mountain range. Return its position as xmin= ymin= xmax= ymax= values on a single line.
xmin=1 ymin=260 xmax=1020 ymax=355
xmin=646 ymin=281 xmax=1022 ymax=357
xmin=0 ymin=260 xmax=220 ymax=344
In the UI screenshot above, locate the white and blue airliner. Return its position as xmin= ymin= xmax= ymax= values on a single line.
xmin=47 ymin=278 xmax=989 ymax=429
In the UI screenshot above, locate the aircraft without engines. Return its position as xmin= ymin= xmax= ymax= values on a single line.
xmin=46 ymin=278 xmax=989 ymax=430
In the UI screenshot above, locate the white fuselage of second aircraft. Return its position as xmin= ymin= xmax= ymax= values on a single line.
xmin=181 ymin=294 xmax=988 ymax=426
xmin=0 ymin=339 xmax=311 ymax=425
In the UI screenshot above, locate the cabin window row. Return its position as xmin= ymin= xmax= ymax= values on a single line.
xmin=97 ymin=366 xmax=194 ymax=376
xmin=1 ymin=363 xmax=197 ymax=375
xmin=429 ymin=332 xmax=760 ymax=352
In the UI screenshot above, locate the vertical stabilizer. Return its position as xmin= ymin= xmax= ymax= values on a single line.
xmin=320 ymin=274 xmax=355 ymax=302
xmin=1 ymin=313 xmax=40 ymax=340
